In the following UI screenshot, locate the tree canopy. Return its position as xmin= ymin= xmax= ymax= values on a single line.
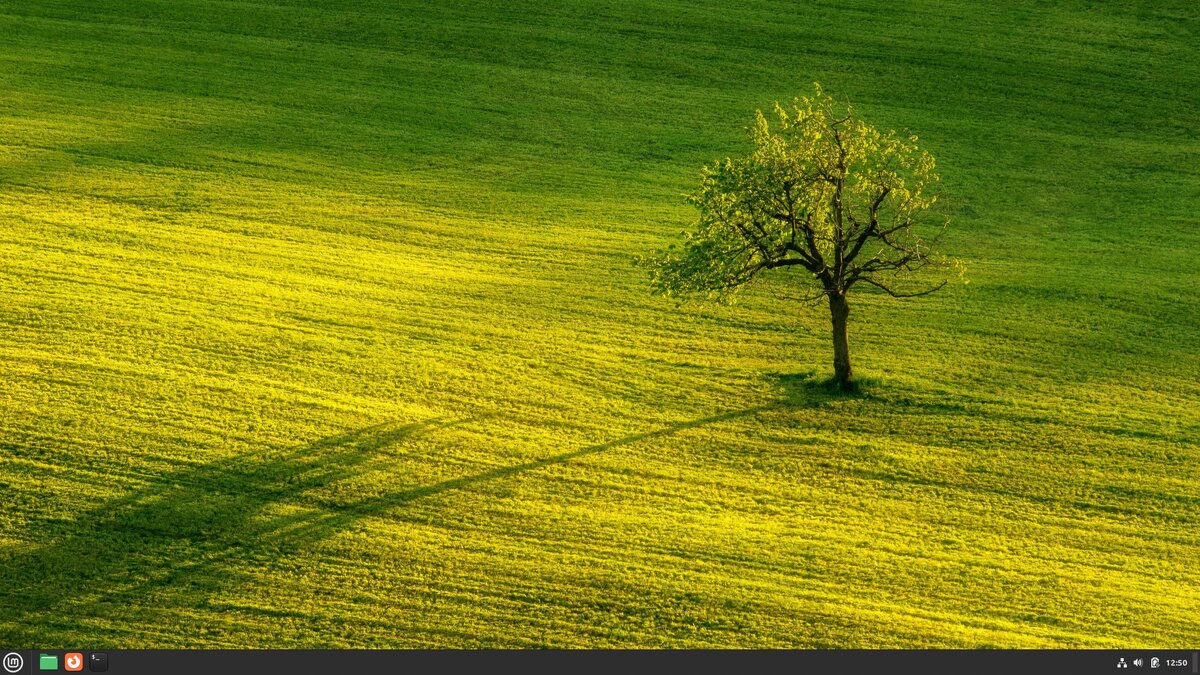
xmin=645 ymin=84 xmax=958 ymax=389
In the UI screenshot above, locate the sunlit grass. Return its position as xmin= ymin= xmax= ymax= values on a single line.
xmin=0 ymin=0 xmax=1197 ymax=648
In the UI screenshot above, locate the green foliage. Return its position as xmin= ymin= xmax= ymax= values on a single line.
xmin=647 ymin=84 xmax=950 ymax=302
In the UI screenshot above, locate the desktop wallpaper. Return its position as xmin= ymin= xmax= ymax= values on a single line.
xmin=0 ymin=0 xmax=1197 ymax=648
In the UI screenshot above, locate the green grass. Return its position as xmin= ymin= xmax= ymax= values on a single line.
xmin=1 ymin=0 xmax=1198 ymax=648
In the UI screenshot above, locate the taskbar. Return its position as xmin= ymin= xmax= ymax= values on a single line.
xmin=2 ymin=649 xmax=1196 ymax=675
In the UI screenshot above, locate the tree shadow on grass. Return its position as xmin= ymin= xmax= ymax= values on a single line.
xmin=0 ymin=405 xmax=779 ymax=645
xmin=764 ymin=369 xmax=878 ymax=408
xmin=0 ymin=418 xmax=458 ymax=643
xmin=275 ymin=404 xmax=776 ymax=541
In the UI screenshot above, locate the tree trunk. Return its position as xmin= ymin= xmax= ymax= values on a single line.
xmin=828 ymin=292 xmax=853 ymax=391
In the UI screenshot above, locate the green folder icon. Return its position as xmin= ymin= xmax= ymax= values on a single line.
xmin=39 ymin=654 xmax=58 ymax=670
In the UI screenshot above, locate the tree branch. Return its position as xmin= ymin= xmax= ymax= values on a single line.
xmin=843 ymin=186 xmax=890 ymax=266
xmin=853 ymin=276 xmax=947 ymax=297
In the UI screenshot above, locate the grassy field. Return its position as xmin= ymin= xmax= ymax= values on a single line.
xmin=1 ymin=0 xmax=1198 ymax=648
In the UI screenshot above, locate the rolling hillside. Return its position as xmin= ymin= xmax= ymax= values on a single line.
xmin=1 ymin=0 xmax=1198 ymax=647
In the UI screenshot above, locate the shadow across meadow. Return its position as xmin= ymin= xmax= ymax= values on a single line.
xmin=0 ymin=418 xmax=456 ymax=642
xmin=0 ymin=402 xmax=797 ymax=644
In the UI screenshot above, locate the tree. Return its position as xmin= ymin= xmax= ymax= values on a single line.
xmin=644 ymin=84 xmax=956 ymax=391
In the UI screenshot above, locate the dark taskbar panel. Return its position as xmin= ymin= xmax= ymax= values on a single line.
xmin=1 ymin=650 xmax=1196 ymax=675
